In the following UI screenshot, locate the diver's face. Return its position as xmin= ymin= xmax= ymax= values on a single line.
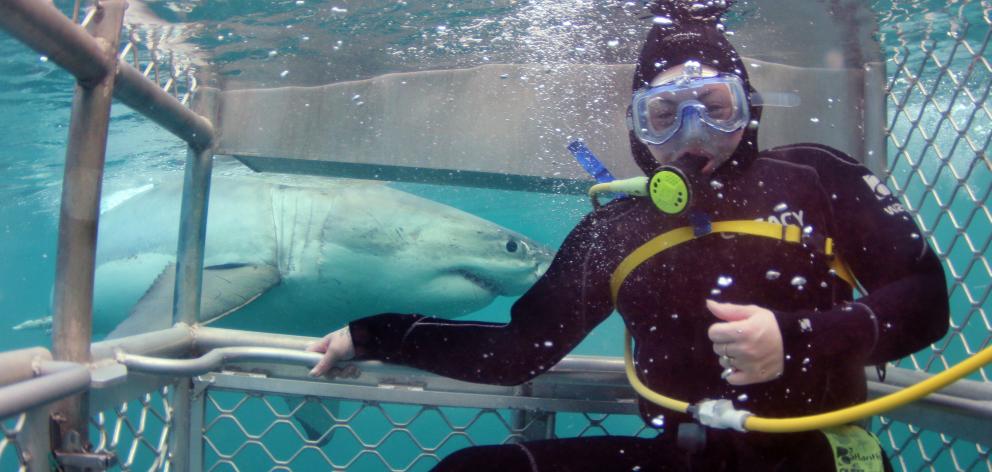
xmin=645 ymin=64 xmax=745 ymax=175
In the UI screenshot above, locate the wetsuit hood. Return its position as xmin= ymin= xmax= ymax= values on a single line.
xmin=630 ymin=0 xmax=762 ymax=176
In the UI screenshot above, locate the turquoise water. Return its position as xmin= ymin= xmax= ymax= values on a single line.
xmin=1 ymin=0 xmax=989 ymax=470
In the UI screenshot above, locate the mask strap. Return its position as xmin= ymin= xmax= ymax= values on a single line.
xmin=750 ymin=91 xmax=801 ymax=108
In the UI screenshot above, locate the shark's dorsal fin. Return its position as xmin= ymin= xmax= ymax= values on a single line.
xmin=107 ymin=263 xmax=281 ymax=339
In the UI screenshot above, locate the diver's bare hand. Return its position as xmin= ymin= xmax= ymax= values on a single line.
xmin=307 ymin=326 xmax=356 ymax=377
xmin=706 ymin=300 xmax=784 ymax=385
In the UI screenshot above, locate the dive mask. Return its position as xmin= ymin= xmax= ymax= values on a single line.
xmin=629 ymin=73 xmax=750 ymax=146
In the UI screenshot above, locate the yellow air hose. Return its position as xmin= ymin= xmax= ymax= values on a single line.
xmin=624 ymin=329 xmax=992 ymax=433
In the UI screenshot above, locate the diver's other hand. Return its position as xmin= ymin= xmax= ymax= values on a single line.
xmin=706 ymin=300 xmax=784 ymax=386
xmin=307 ymin=326 xmax=356 ymax=377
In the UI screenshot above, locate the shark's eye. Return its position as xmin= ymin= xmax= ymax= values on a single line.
xmin=505 ymin=240 xmax=519 ymax=253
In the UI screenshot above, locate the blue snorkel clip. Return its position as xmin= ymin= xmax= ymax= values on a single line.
xmin=568 ymin=140 xmax=616 ymax=184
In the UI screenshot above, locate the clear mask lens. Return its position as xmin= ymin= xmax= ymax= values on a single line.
xmin=632 ymin=74 xmax=750 ymax=145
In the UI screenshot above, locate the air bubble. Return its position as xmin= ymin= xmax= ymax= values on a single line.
xmin=544 ymin=340 xmax=553 ymax=348
xmin=774 ymin=202 xmax=788 ymax=212
xmin=280 ymin=70 xmax=289 ymax=78
xmin=607 ymin=39 xmax=620 ymax=48
xmin=791 ymin=276 xmax=807 ymax=288
xmin=651 ymin=415 xmax=666 ymax=428
xmin=810 ymin=117 xmax=820 ymax=123
xmin=710 ymin=180 xmax=724 ymax=190
xmin=711 ymin=288 xmax=722 ymax=296
xmin=737 ymin=394 xmax=749 ymax=402
xmin=765 ymin=270 xmax=781 ymax=280
xmin=717 ymin=276 xmax=734 ymax=288
xmin=653 ymin=16 xmax=674 ymax=25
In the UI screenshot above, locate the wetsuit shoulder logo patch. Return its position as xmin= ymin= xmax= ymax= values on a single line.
xmin=862 ymin=174 xmax=908 ymax=216
xmin=862 ymin=174 xmax=893 ymax=200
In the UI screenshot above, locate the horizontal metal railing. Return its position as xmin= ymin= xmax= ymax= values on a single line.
xmin=3 ymin=323 xmax=983 ymax=427
xmin=0 ymin=349 xmax=90 ymax=421
xmin=99 ymin=326 xmax=992 ymax=445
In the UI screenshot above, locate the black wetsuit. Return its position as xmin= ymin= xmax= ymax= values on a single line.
xmin=348 ymin=143 xmax=949 ymax=471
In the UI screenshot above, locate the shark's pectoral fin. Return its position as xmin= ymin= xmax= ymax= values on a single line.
xmin=282 ymin=396 xmax=340 ymax=446
xmin=198 ymin=262 xmax=281 ymax=325
xmin=107 ymin=262 xmax=281 ymax=339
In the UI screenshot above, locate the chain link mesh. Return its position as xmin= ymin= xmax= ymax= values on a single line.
xmin=200 ymin=389 xmax=657 ymax=471
xmin=118 ymin=24 xmax=198 ymax=106
xmin=89 ymin=385 xmax=174 ymax=471
xmin=0 ymin=414 xmax=30 ymax=472
xmin=872 ymin=0 xmax=991 ymax=470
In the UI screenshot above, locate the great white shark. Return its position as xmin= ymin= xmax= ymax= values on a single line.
xmin=68 ymin=176 xmax=554 ymax=339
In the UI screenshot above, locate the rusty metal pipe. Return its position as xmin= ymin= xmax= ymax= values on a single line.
xmin=0 ymin=0 xmax=111 ymax=85
xmin=48 ymin=0 xmax=128 ymax=459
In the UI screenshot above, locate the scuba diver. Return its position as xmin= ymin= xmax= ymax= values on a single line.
xmin=309 ymin=1 xmax=949 ymax=470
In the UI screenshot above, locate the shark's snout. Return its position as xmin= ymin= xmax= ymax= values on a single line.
xmin=533 ymin=247 xmax=554 ymax=278
xmin=450 ymin=236 xmax=555 ymax=298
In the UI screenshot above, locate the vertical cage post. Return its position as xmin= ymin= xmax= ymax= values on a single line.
xmin=23 ymin=406 xmax=53 ymax=471
xmin=172 ymin=145 xmax=214 ymax=326
xmin=169 ymin=82 xmax=217 ymax=468
xmin=48 ymin=0 xmax=127 ymax=463
xmin=187 ymin=377 xmax=208 ymax=470
xmin=863 ymin=61 xmax=889 ymax=176
xmin=510 ymin=385 xmax=556 ymax=441
xmin=168 ymin=378 xmax=194 ymax=470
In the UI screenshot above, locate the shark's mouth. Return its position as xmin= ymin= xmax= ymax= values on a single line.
xmin=455 ymin=270 xmax=504 ymax=296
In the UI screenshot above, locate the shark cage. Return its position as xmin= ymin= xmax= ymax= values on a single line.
xmin=0 ymin=0 xmax=989 ymax=470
